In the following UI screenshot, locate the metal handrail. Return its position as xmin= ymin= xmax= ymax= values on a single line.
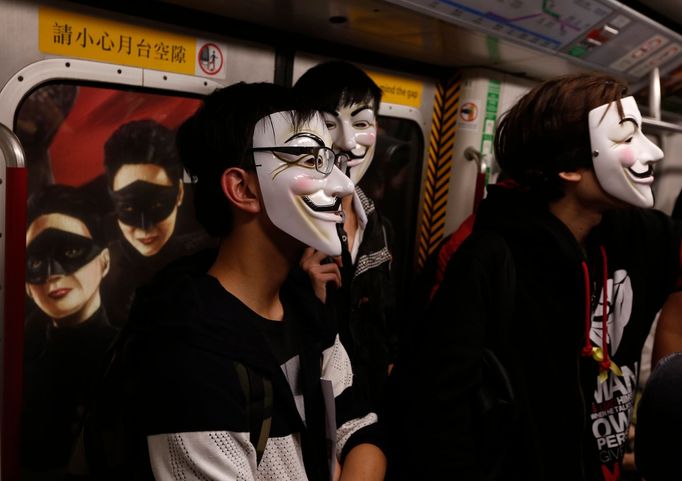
xmin=0 ymin=124 xmax=25 ymax=168
xmin=649 ymin=67 xmax=662 ymax=122
xmin=642 ymin=117 xmax=682 ymax=134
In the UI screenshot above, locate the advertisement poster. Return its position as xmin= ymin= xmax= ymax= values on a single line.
xmin=15 ymin=82 xmax=211 ymax=478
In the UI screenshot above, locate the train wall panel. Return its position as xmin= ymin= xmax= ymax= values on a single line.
xmin=444 ymin=70 xmax=534 ymax=235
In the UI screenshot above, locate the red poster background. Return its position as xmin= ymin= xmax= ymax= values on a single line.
xmin=49 ymin=86 xmax=201 ymax=185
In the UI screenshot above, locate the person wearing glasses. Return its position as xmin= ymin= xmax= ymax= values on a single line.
xmin=294 ymin=61 xmax=398 ymax=413
xmin=85 ymin=82 xmax=386 ymax=480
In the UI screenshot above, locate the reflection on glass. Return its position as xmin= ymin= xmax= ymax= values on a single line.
xmin=360 ymin=116 xmax=423 ymax=306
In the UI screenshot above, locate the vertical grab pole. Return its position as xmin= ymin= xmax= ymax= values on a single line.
xmin=649 ymin=67 xmax=661 ymax=122
xmin=0 ymin=124 xmax=27 ymax=481
xmin=2 ymin=167 xmax=27 ymax=481
xmin=464 ymin=146 xmax=486 ymax=214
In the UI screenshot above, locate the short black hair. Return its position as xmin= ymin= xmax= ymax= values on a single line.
xmin=104 ymin=119 xmax=183 ymax=187
xmin=176 ymin=82 xmax=317 ymax=238
xmin=293 ymin=61 xmax=382 ymax=114
xmin=27 ymin=184 xmax=104 ymax=244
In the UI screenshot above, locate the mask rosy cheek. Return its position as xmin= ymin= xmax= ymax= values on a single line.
xmin=355 ymin=131 xmax=377 ymax=146
xmin=291 ymin=176 xmax=323 ymax=195
xmin=618 ymin=148 xmax=636 ymax=167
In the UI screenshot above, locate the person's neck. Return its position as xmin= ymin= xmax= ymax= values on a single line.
xmin=342 ymin=194 xmax=358 ymax=252
xmin=548 ymin=196 xmax=603 ymax=246
xmin=208 ymin=223 xmax=296 ymax=320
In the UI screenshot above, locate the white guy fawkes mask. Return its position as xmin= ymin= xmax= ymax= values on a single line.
xmin=253 ymin=111 xmax=354 ymax=256
xmin=588 ymin=96 xmax=663 ymax=208
xmin=322 ymin=102 xmax=377 ymax=185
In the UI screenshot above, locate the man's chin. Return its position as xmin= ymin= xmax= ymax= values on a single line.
xmin=347 ymin=158 xmax=366 ymax=169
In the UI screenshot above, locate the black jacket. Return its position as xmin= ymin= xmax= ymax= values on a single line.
xmin=391 ymin=184 xmax=682 ymax=481
xmin=332 ymin=187 xmax=397 ymax=411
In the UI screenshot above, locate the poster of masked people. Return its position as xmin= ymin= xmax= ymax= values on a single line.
xmin=15 ymin=82 xmax=213 ymax=480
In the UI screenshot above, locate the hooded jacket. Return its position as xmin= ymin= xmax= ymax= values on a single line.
xmin=331 ymin=186 xmax=396 ymax=411
xmin=96 ymin=249 xmax=379 ymax=481
xmin=392 ymin=184 xmax=682 ymax=481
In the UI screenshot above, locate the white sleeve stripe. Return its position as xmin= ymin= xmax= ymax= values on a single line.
xmin=167 ymin=434 xmax=211 ymax=481
xmin=336 ymin=412 xmax=378 ymax=458
xmin=148 ymin=431 xmax=256 ymax=481
xmin=147 ymin=431 xmax=309 ymax=481
xmin=320 ymin=334 xmax=354 ymax=397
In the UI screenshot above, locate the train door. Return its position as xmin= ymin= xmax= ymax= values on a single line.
xmin=0 ymin=3 xmax=279 ymax=480
xmin=3 ymin=63 xmax=211 ymax=481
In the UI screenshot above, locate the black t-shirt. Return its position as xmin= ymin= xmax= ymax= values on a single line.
xmin=249 ymin=293 xmax=307 ymax=424
xmin=251 ymin=308 xmax=302 ymax=367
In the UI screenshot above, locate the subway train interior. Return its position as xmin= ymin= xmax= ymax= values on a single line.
xmin=2 ymin=0 xmax=682 ymax=479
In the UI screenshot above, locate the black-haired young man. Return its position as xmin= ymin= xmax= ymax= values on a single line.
xmin=294 ymin=61 xmax=397 ymax=412
xmin=87 ymin=82 xmax=386 ymax=481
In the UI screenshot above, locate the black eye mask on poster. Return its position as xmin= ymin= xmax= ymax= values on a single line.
xmin=26 ymin=228 xmax=103 ymax=284
xmin=110 ymin=180 xmax=179 ymax=230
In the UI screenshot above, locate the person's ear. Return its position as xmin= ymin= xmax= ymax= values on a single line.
xmin=558 ymin=171 xmax=583 ymax=183
xmin=177 ymin=182 xmax=185 ymax=207
xmin=99 ymin=248 xmax=111 ymax=278
xmin=220 ymin=167 xmax=262 ymax=214
xmin=25 ymin=283 xmax=33 ymax=298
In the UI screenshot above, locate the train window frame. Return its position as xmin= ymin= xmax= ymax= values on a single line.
xmin=0 ymin=57 xmax=221 ymax=480
xmin=370 ymin=102 xmax=426 ymax=309
xmin=0 ymin=58 xmax=221 ymax=159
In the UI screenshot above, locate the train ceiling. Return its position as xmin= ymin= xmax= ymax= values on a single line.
xmin=75 ymin=0 xmax=682 ymax=116
xmin=638 ymin=0 xmax=682 ymax=113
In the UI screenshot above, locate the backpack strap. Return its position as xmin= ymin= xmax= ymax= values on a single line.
xmin=233 ymin=361 xmax=273 ymax=465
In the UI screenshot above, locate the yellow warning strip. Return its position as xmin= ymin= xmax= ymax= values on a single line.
xmin=417 ymin=72 xmax=461 ymax=269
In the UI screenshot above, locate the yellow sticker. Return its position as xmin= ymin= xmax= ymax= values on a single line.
xmin=39 ymin=5 xmax=195 ymax=74
xmin=366 ymin=71 xmax=423 ymax=108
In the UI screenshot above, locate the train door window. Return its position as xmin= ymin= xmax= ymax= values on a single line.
xmin=360 ymin=114 xmax=424 ymax=313
xmin=15 ymin=81 xmax=212 ymax=479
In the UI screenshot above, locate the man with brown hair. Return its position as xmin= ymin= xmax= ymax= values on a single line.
xmin=391 ymin=73 xmax=682 ymax=481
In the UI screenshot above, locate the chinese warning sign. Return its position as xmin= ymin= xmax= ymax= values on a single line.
xmin=197 ymin=43 xmax=224 ymax=75
xmin=39 ymin=6 xmax=227 ymax=78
